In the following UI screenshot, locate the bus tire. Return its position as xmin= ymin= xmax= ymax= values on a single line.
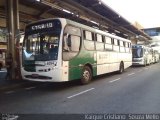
xmin=118 ymin=62 xmax=124 ymax=74
xmin=144 ymin=60 xmax=147 ymax=67
xmin=81 ymin=66 xmax=92 ymax=85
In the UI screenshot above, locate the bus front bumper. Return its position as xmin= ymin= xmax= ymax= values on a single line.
xmin=132 ymin=61 xmax=145 ymax=66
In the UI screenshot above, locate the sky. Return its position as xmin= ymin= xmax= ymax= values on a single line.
xmin=101 ymin=0 xmax=160 ymax=28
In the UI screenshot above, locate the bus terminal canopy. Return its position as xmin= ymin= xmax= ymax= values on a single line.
xmin=0 ymin=0 xmax=151 ymax=40
xmin=65 ymin=0 xmax=151 ymax=39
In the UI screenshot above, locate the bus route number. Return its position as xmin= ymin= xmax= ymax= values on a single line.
xmin=46 ymin=61 xmax=56 ymax=66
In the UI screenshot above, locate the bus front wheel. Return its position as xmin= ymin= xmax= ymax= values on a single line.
xmin=81 ymin=66 xmax=92 ymax=85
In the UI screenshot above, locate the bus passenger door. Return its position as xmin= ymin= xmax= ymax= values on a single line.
xmin=62 ymin=34 xmax=81 ymax=81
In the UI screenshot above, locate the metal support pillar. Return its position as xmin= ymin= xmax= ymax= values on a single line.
xmin=6 ymin=0 xmax=20 ymax=80
xmin=14 ymin=0 xmax=22 ymax=80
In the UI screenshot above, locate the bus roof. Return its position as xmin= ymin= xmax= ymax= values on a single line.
xmin=26 ymin=18 xmax=131 ymax=43
xmin=65 ymin=18 xmax=131 ymax=42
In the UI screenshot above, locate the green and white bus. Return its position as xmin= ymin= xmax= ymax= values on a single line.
xmin=132 ymin=45 xmax=152 ymax=66
xmin=21 ymin=18 xmax=132 ymax=84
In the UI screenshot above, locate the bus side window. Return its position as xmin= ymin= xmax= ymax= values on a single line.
xmin=63 ymin=33 xmax=70 ymax=52
xmin=70 ymin=35 xmax=80 ymax=52
xmin=67 ymin=35 xmax=71 ymax=47
xmin=63 ymin=34 xmax=81 ymax=60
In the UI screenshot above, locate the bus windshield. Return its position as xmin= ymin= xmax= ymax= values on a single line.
xmin=23 ymin=32 xmax=60 ymax=61
xmin=23 ymin=20 xmax=61 ymax=61
xmin=132 ymin=48 xmax=143 ymax=58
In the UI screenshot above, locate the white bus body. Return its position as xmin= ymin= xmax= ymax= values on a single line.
xmin=21 ymin=18 xmax=132 ymax=84
xmin=152 ymin=49 xmax=160 ymax=63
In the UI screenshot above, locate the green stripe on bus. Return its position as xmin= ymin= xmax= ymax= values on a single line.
xmin=69 ymin=50 xmax=97 ymax=81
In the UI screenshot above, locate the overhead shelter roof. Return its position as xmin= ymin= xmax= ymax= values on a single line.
xmin=67 ymin=0 xmax=151 ymax=40
xmin=0 ymin=0 xmax=151 ymax=40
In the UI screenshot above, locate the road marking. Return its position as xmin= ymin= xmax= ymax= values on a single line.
xmin=5 ymin=91 xmax=15 ymax=94
xmin=67 ymin=88 xmax=95 ymax=99
xmin=128 ymin=73 xmax=135 ymax=76
xmin=138 ymin=70 xmax=142 ymax=72
xmin=109 ymin=78 xmax=121 ymax=83
xmin=25 ymin=87 xmax=36 ymax=90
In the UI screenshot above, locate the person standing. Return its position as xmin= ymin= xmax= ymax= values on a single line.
xmin=5 ymin=53 xmax=13 ymax=80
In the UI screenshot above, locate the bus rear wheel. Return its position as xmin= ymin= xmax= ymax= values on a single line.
xmin=81 ymin=66 xmax=92 ymax=85
xmin=118 ymin=62 xmax=124 ymax=74
xmin=144 ymin=60 xmax=147 ymax=67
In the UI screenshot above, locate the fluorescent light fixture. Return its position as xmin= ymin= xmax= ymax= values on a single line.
xmin=62 ymin=9 xmax=72 ymax=14
xmin=92 ymin=26 xmax=99 ymax=29
xmin=114 ymin=30 xmax=120 ymax=33
xmin=91 ymin=20 xmax=99 ymax=25
xmin=124 ymin=34 xmax=128 ymax=36
xmin=35 ymin=0 xmax=40 ymax=2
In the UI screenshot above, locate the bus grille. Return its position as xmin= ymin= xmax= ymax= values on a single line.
xmin=25 ymin=75 xmax=52 ymax=80
xmin=24 ymin=66 xmax=36 ymax=72
xmin=133 ymin=59 xmax=142 ymax=62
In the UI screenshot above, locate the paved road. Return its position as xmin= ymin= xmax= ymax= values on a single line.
xmin=0 ymin=63 xmax=160 ymax=114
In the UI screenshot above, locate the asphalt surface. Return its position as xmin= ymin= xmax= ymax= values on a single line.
xmin=0 ymin=63 xmax=160 ymax=116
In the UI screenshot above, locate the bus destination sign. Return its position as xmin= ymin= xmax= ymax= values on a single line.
xmin=31 ymin=22 xmax=53 ymax=31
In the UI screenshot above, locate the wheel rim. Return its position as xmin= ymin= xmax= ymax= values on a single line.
xmin=120 ymin=64 xmax=123 ymax=73
xmin=120 ymin=68 xmax=122 ymax=72
xmin=83 ymin=70 xmax=90 ymax=81
xmin=120 ymin=66 xmax=123 ymax=72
